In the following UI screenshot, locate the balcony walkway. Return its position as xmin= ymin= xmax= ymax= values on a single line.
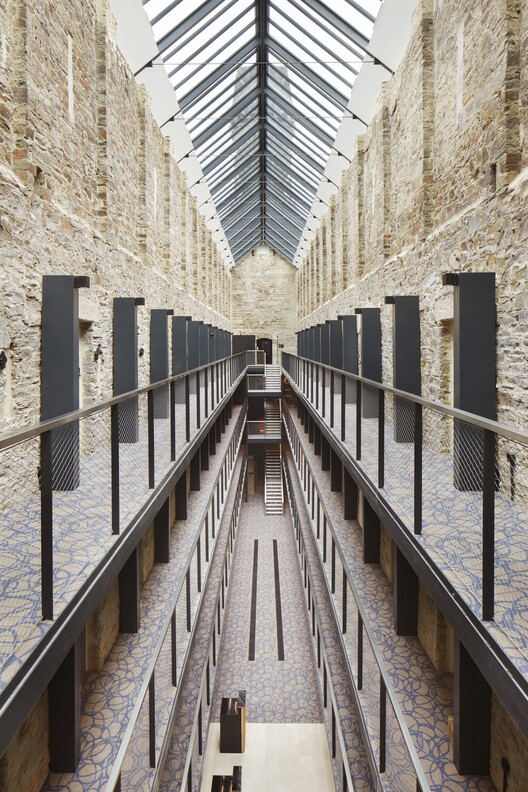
xmin=285 ymin=369 xmax=528 ymax=686
xmin=285 ymin=405 xmax=495 ymax=792
xmin=40 ymin=406 xmax=244 ymax=792
xmin=0 ymin=376 xmax=239 ymax=709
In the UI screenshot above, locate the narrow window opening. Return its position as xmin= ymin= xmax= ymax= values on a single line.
xmin=490 ymin=162 xmax=497 ymax=193
xmin=68 ymin=34 xmax=74 ymax=122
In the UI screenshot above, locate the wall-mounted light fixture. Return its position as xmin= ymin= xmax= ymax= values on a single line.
xmin=0 ymin=351 xmax=7 ymax=370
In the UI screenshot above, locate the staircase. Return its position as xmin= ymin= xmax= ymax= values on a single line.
xmin=264 ymin=365 xmax=282 ymax=392
xmin=265 ymin=448 xmax=283 ymax=515
xmin=264 ymin=400 xmax=282 ymax=438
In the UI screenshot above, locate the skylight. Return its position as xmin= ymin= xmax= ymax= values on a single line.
xmin=142 ymin=0 xmax=384 ymax=263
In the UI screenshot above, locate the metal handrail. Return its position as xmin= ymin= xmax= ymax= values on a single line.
xmin=104 ymin=417 xmax=247 ymax=791
xmin=281 ymin=455 xmax=359 ymax=792
xmin=0 ymin=352 xmax=247 ymax=451
xmin=179 ymin=452 xmax=248 ymax=792
xmin=283 ymin=351 xmax=528 ymax=444
xmin=283 ymin=410 xmax=431 ymax=792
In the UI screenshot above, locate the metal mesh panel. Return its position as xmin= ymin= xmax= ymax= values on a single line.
xmin=421 ymin=409 xmax=483 ymax=614
xmin=0 ymin=436 xmax=42 ymax=653
xmin=358 ymin=631 xmax=381 ymax=765
xmin=383 ymin=392 xmax=415 ymax=524
xmin=120 ymin=689 xmax=151 ymax=790
xmin=493 ymin=435 xmax=528 ymax=639
xmin=358 ymin=396 xmax=379 ymax=481
xmin=52 ymin=410 xmax=112 ymax=609
xmin=155 ymin=620 xmax=176 ymax=749
xmin=153 ymin=385 xmax=172 ymax=487
xmin=384 ymin=695 xmax=418 ymax=792
xmin=119 ymin=392 xmax=149 ymax=527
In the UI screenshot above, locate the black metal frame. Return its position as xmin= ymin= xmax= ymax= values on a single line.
xmin=282 ymin=351 xmax=528 ymax=744
xmin=142 ymin=0 xmax=381 ymax=262
xmin=0 ymin=352 xmax=247 ymax=759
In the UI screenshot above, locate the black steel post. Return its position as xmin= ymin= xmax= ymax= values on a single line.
xmin=414 ymin=403 xmax=423 ymax=534
xmin=148 ymin=389 xmax=155 ymax=488
xmin=378 ymin=389 xmax=385 ymax=488
xmin=40 ymin=429 xmax=53 ymax=620
xmin=482 ymin=429 xmax=495 ymax=621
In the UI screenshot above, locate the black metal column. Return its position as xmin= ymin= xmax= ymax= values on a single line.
xmin=453 ymin=637 xmax=491 ymax=774
xmin=119 ymin=546 xmax=140 ymax=633
xmin=330 ymin=448 xmax=342 ymax=492
xmin=175 ymin=469 xmax=187 ymax=520
xmin=393 ymin=545 xmax=418 ymax=635
xmin=321 ymin=435 xmax=330 ymax=471
xmin=49 ymin=636 xmax=82 ymax=772
xmin=385 ymin=296 xmax=421 ymax=441
xmin=154 ymin=496 xmax=170 ymax=564
xmin=342 ymin=314 xmax=358 ymax=404
xmin=343 ymin=468 xmax=357 ymax=519
xmin=172 ymin=315 xmax=191 ymax=405
xmin=443 ymin=273 xmax=496 ymax=491
xmin=113 ymin=297 xmax=144 ymax=442
xmin=41 ymin=275 xmax=90 ymax=490
xmin=314 ymin=424 xmax=322 ymax=456
xmin=362 ymin=495 xmax=380 ymax=563
xmin=201 ymin=437 xmax=210 ymax=471
xmin=356 ymin=308 xmax=381 ymax=419
xmin=190 ymin=452 xmax=201 ymax=491
xmin=150 ymin=309 xmax=173 ymax=418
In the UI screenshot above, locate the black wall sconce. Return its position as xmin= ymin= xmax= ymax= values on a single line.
xmin=0 ymin=351 xmax=7 ymax=370
xmin=139 ymin=347 xmax=145 ymax=357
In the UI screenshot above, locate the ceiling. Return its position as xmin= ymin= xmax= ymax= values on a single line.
xmin=140 ymin=0 xmax=385 ymax=263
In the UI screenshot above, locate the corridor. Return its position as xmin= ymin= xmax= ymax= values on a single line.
xmin=200 ymin=490 xmax=334 ymax=791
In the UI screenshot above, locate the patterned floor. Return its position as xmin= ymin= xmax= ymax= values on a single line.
xmin=211 ymin=489 xmax=322 ymax=724
xmin=285 ymin=372 xmax=528 ymax=683
xmin=285 ymin=409 xmax=496 ymax=792
xmin=284 ymin=451 xmax=376 ymax=792
xmin=159 ymin=455 xmax=246 ymax=792
xmin=40 ymin=405 xmax=244 ymax=792
xmin=0 ymin=384 xmax=235 ymax=694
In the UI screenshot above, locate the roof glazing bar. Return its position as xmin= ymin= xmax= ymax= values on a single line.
xmin=193 ymin=87 xmax=261 ymax=148
xmin=179 ymin=38 xmax=258 ymax=109
xmin=299 ymin=0 xmax=371 ymax=49
xmin=265 ymin=38 xmax=348 ymax=107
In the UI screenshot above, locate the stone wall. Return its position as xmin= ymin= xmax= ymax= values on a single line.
xmin=230 ymin=246 xmax=297 ymax=359
xmin=295 ymin=0 xmax=528 ymax=782
xmin=297 ymin=0 xmax=528 ymax=436
xmin=0 ymin=0 xmax=231 ymax=435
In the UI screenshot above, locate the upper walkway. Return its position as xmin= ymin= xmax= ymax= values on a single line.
xmin=282 ymin=352 xmax=528 ymax=744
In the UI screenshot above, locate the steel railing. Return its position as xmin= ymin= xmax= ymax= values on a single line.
xmin=105 ymin=425 xmax=248 ymax=792
xmin=282 ymin=426 xmax=430 ymax=792
xmin=282 ymin=351 xmax=528 ymax=630
xmin=178 ymin=451 xmax=248 ymax=792
xmin=0 ymin=352 xmax=246 ymax=680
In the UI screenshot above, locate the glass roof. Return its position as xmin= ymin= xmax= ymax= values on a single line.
xmin=142 ymin=0 xmax=383 ymax=263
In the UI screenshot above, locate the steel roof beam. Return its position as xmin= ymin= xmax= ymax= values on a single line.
xmin=265 ymin=85 xmax=334 ymax=147
xmin=265 ymin=37 xmax=348 ymax=108
xmin=266 ymin=121 xmax=324 ymax=176
xmin=266 ymin=157 xmax=318 ymax=201
xmin=217 ymin=185 xmax=261 ymax=219
xmin=299 ymin=0 xmax=371 ymax=49
xmin=229 ymin=219 xmax=262 ymax=249
xmin=265 ymin=212 xmax=300 ymax=243
xmin=282 ymin=0 xmax=367 ymax=60
xmin=269 ymin=7 xmax=356 ymax=89
xmin=200 ymin=120 xmax=258 ymax=171
xmin=179 ymin=38 xmax=259 ymax=110
xmin=203 ymin=123 xmax=260 ymax=175
xmin=265 ymin=174 xmax=312 ymax=212
xmin=193 ymin=86 xmax=261 ymax=149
